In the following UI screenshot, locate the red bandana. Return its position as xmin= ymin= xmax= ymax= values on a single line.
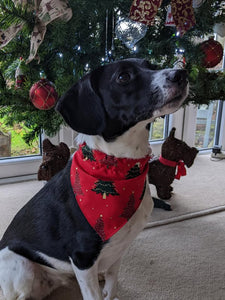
xmin=70 ymin=144 xmax=149 ymax=242
xmin=159 ymin=155 xmax=186 ymax=180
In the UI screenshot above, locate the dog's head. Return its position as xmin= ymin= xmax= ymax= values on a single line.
xmin=162 ymin=127 xmax=199 ymax=167
xmin=56 ymin=58 xmax=189 ymax=141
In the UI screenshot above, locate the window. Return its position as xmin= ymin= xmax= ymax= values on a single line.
xmin=149 ymin=116 xmax=169 ymax=141
xmin=194 ymin=101 xmax=222 ymax=149
xmin=0 ymin=119 xmax=42 ymax=182
xmin=0 ymin=119 xmax=41 ymax=159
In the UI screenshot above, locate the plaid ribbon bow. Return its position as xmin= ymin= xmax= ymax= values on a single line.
xmin=0 ymin=0 xmax=72 ymax=63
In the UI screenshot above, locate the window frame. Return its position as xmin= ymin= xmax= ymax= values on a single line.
xmin=1 ymin=104 xmax=225 ymax=183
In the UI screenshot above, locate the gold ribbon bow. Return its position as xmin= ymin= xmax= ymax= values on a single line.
xmin=0 ymin=0 xmax=72 ymax=63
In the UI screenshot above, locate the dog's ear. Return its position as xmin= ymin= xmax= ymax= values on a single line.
xmin=169 ymin=127 xmax=176 ymax=138
xmin=55 ymin=72 xmax=105 ymax=135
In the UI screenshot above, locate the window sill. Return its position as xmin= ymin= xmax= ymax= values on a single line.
xmin=0 ymin=156 xmax=42 ymax=181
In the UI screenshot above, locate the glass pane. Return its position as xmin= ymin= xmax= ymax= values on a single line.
xmin=0 ymin=119 xmax=40 ymax=158
xmin=194 ymin=101 xmax=218 ymax=149
xmin=149 ymin=117 xmax=165 ymax=140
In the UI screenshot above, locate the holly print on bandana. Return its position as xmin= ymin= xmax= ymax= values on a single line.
xmin=70 ymin=143 xmax=150 ymax=242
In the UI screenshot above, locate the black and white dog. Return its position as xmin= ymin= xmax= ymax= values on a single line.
xmin=0 ymin=58 xmax=189 ymax=300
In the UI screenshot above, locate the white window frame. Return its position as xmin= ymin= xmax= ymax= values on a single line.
xmin=0 ymin=104 xmax=225 ymax=183
xmin=0 ymin=126 xmax=77 ymax=183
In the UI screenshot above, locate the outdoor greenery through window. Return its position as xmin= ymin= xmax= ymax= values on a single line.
xmin=0 ymin=117 xmax=40 ymax=158
xmin=194 ymin=101 xmax=218 ymax=149
xmin=149 ymin=117 xmax=166 ymax=141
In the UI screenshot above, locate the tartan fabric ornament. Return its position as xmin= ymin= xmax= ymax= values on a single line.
xmin=200 ymin=38 xmax=223 ymax=68
xmin=29 ymin=79 xmax=58 ymax=110
xmin=129 ymin=0 xmax=163 ymax=26
xmin=170 ymin=0 xmax=196 ymax=36
xmin=70 ymin=143 xmax=150 ymax=242
xmin=0 ymin=0 xmax=72 ymax=63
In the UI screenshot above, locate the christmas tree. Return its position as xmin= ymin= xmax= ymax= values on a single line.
xmin=120 ymin=193 xmax=136 ymax=220
xmin=94 ymin=217 xmax=106 ymax=241
xmin=0 ymin=0 xmax=225 ymax=143
xmin=82 ymin=145 xmax=96 ymax=161
xmin=126 ymin=163 xmax=141 ymax=179
xmin=92 ymin=179 xmax=119 ymax=199
xmin=72 ymin=170 xmax=83 ymax=195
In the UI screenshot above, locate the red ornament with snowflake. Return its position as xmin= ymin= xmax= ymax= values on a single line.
xmin=200 ymin=38 xmax=223 ymax=68
xmin=29 ymin=79 xmax=58 ymax=110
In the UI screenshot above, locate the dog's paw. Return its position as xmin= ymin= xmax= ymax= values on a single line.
xmin=103 ymin=289 xmax=119 ymax=300
xmin=104 ymin=297 xmax=119 ymax=300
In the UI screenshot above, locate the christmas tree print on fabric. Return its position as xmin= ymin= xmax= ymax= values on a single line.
xmin=92 ymin=180 xmax=119 ymax=199
xmin=73 ymin=170 xmax=84 ymax=195
xmin=82 ymin=144 xmax=96 ymax=161
xmin=99 ymin=155 xmax=118 ymax=169
xmin=95 ymin=217 xmax=106 ymax=241
xmin=126 ymin=163 xmax=141 ymax=179
xmin=120 ymin=193 xmax=136 ymax=221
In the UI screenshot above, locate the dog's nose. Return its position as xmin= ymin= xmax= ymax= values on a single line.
xmin=167 ymin=70 xmax=187 ymax=85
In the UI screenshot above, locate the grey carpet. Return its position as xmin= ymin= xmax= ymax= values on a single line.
xmin=150 ymin=154 xmax=225 ymax=223
xmin=1 ymin=211 xmax=223 ymax=300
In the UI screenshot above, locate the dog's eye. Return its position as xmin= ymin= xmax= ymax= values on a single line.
xmin=116 ymin=73 xmax=131 ymax=84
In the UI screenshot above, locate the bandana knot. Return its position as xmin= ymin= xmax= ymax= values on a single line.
xmin=70 ymin=143 xmax=150 ymax=241
xmin=159 ymin=155 xmax=186 ymax=180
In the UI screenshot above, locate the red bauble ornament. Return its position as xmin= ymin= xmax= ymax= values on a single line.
xmin=29 ymin=79 xmax=58 ymax=110
xmin=200 ymin=38 xmax=223 ymax=68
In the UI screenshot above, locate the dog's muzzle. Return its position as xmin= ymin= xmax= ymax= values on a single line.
xmin=166 ymin=69 xmax=188 ymax=88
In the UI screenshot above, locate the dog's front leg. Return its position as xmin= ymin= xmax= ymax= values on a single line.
xmin=102 ymin=258 xmax=121 ymax=300
xmin=70 ymin=258 xmax=102 ymax=300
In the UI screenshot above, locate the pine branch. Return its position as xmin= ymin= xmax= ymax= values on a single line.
xmin=0 ymin=0 xmax=34 ymax=29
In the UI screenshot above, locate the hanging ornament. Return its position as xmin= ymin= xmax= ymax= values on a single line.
xmin=173 ymin=51 xmax=186 ymax=69
xmin=200 ymin=38 xmax=223 ymax=68
xmin=115 ymin=17 xmax=148 ymax=49
xmin=213 ymin=23 xmax=225 ymax=37
xmin=192 ymin=0 xmax=206 ymax=9
xmin=165 ymin=5 xmax=175 ymax=27
xmin=171 ymin=0 xmax=196 ymax=36
xmin=29 ymin=79 xmax=58 ymax=110
xmin=15 ymin=57 xmax=27 ymax=89
xmin=115 ymin=0 xmax=163 ymax=49
xmin=129 ymin=0 xmax=163 ymax=26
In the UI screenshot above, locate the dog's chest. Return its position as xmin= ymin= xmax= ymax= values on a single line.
xmin=97 ymin=183 xmax=153 ymax=273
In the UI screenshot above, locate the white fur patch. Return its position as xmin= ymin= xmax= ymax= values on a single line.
xmin=76 ymin=119 xmax=153 ymax=159
xmin=0 ymin=247 xmax=73 ymax=300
